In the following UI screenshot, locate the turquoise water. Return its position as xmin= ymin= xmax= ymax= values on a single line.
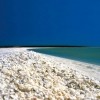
xmin=29 ymin=47 xmax=100 ymax=66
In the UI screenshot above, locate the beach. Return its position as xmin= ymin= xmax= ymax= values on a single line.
xmin=0 ymin=48 xmax=100 ymax=100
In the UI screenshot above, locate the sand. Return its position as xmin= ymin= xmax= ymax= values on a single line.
xmin=0 ymin=48 xmax=100 ymax=100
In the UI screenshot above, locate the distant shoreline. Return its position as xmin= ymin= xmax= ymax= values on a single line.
xmin=0 ymin=47 xmax=100 ymax=81
xmin=34 ymin=51 xmax=100 ymax=81
xmin=28 ymin=47 xmax=100 ymax=66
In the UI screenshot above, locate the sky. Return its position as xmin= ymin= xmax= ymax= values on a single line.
xmin=0 ymin=0 xmax=100 ymax=46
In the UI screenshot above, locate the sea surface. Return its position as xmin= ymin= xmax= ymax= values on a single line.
xmin=29 ymin=47 xmax=100 ymax=66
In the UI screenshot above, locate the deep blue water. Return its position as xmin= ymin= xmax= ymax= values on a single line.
xmin=29 ymin=47 xmax=100 ymax=66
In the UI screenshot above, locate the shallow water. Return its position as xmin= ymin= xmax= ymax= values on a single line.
xmin=29 ymin=47 xmax=100 ymax=66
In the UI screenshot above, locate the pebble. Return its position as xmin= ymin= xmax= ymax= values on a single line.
xmin=0 ymin=49 xmax=100 ymax=100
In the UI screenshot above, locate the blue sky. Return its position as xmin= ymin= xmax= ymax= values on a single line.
xmin=0 ymin=0 xmax=100 ymax=46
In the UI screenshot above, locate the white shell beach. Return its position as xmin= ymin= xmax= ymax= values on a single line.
xmin=0 ymin=48 xmax=100 ymax=100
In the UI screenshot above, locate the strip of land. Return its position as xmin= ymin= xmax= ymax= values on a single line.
xmin=0 ymin=48 xmax=100 ymax=100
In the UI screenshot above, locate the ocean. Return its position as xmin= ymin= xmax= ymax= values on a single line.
xmin=29 ymin=47 xmax=100 ymax=66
